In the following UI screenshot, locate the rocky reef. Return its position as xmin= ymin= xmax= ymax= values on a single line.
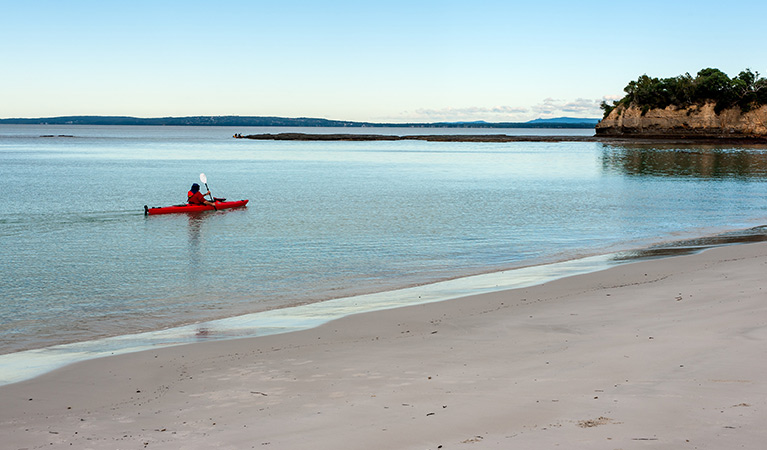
xmin=596 ymin=102 xmax=767 ymax=140
xmin=238 ymin=133 xmax=600 ymax=142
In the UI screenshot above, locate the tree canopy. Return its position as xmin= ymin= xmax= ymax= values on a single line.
xmin=601 ymin=68 xmax=767 ymax=118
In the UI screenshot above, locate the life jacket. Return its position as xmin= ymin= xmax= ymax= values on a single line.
xmin=187 ymin=190 xmax=206 ymax=204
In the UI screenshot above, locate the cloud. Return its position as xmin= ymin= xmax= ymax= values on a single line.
xmin=531 ymin=97 xmax=603 ymax=118
xmin=393 ymin=105 xmax=529 ymax=122
xmin=414 ymin=106 xmax=528 ymax=119
xmin=389 ymin=98 xmax=607 ymax=123
xmin=453 ymin=106 xmax=528 ymax=115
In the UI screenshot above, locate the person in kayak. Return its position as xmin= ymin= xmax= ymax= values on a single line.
xmin=187 ymin=183 xmax=215 ymax=206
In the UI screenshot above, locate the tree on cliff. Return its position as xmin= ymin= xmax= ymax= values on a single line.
xmin=601 ymin=68 xmax=767 ymax=118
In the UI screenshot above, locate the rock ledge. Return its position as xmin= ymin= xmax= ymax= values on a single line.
xmin=596 ymin=103 xmax=767 ymax=139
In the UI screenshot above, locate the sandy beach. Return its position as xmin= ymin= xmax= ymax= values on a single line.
xmin=2 ymin=242 xmax=766 ymax=449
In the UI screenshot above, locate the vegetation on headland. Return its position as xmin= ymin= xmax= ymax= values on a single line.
xmin=601 ymin=68 xmax=767 ymax=118
xmin=0 ymin=115 xmax=599 ymax=129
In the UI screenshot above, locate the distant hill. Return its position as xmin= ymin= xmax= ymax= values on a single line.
xmin=0 ymin=115 xmax=363 ymax=127
xmin=0 ymin=115 xmax=598 ymax=128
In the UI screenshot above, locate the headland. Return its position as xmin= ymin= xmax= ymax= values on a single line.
xmin=596 ymin=68 xmax=767 ymax=140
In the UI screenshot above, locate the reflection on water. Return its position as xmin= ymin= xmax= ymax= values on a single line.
xmin=187 ymin=213 xmax=204 ymax=276
xmin=601 ymin=144 xmax=767 ymax=179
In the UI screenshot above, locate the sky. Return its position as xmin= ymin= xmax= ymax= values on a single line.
xmin=2 ymin=0 xmax=766 ymax=123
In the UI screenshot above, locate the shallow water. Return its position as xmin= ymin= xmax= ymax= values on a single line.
xmin=2 ymin=125 xmax=767 ymax=363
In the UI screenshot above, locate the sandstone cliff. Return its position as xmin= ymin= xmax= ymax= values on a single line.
xmin=596 ymin=102 xmax=767 ymax=139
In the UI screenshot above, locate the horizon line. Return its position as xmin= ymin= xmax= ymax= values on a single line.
xmin=0 ymin=114 xmax=601 ymax=126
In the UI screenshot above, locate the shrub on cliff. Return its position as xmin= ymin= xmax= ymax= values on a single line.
xmin=601 ymin=68 xmax=767 ymax=117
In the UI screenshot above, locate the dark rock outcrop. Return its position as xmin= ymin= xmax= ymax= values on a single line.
xmin=239 ymin=133 xmax=600 ymax=142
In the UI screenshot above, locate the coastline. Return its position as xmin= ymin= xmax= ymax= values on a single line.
xmin=3 ymin=226 xmax=765 ymax=387
xmin=2 ymin=240 xmax=767 ymax=448
xmin=0 ymin=252 xmax=621 ymax=386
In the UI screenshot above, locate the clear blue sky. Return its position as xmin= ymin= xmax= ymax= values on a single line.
xmin=2 ymin=0 xmax=765 ymax=122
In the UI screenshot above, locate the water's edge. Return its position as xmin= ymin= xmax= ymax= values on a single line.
xmin=2 ymin=225 xmax=764 ymax=387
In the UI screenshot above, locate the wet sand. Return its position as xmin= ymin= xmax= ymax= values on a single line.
xmin=2 ymin=242 xmax=767 ymax=449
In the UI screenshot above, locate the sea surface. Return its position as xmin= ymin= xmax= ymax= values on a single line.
xmin=2 ymin=124 xmax=767 ymax=384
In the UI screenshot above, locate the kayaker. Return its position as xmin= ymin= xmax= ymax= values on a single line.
xmin=187 ymin=183 xmax=215 ymax=206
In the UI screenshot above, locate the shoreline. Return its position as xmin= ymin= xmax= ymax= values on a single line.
xmin=236 ymin=132 xmax=767 ymax=145
xmin=0 ymin=253 xmax=619 ymax=386
xmin=2 ymin=225 xmax=766 ymax=387
xmin=2 ymin=239 xmax=766 ymax=448
xmin=1 ymin=225 xmax=766 ymax=387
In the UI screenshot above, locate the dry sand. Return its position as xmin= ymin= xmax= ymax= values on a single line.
xmin=2 ymin=242 xmax=766 ymax=449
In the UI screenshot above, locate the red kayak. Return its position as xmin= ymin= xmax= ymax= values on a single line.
xmin=144 ymin=199 xmax=249 ymax=215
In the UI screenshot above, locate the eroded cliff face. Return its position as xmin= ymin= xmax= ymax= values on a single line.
xmin=596 ymin=103 xmax=767 ymax=138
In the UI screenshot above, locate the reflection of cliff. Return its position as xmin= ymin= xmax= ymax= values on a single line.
xmin=596 ymin=103 xmax=767 ymax=138
xmin=600 ymin=144 xmax=767 ymax=178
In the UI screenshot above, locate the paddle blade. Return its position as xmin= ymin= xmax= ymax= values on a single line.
xmin=200 ymin=173 xmax=207 ymax=184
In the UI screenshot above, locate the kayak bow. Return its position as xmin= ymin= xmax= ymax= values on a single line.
xmin=144 ymin=199 xmax=249 ymax=215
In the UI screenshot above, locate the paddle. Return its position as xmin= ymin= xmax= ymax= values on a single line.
xmin=199 ymin=173 xmax=217 ymax=210
xmin=199 ymin=173 xmax=214 ymax=202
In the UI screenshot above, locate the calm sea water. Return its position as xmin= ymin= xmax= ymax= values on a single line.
xmin=2 ymin=124 xmax=767 ymax=382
